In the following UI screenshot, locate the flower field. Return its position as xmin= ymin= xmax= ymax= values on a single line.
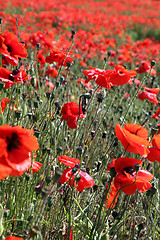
xmin=0 ymin=0 xmax=160 ymax=239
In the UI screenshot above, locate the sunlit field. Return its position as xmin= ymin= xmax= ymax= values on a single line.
xmin=0 ymin=0 xmax=160 ymax=239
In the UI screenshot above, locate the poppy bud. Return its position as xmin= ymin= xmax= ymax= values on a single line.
xmin=97 ymin=92 xmax=103 ymax=103
xmin=0 ymin=82 xmax=5 ymax=90
xmin=91 ymin=131 xmax=95 ymax=139
xmin=93 ymin=185 xmax=98 ymax=191
xmin=25 ymin=173 xmax=31 ymax=181
xmin=37 ymin=43 xmax=40 ymax=49
xmin=96 ymin=161 xmax=101 ymax=172
xmin=75 ymin=174 xmax=81 ymax=183
xmin=83 ymin=93 xmax=91 ymax=99
xmin=15 ymin=110 xmax=22 ymax=120
xmin=46 ymin=91 xmax=51 ymax=99
xmin=76 ymin=146 xmax=84 ymax=155
xmin=151 ymin=60 xmax=156 ymax=68
xmin=55 ymin=101 xmax=61 ymax=110
xmin=72 ymin=167 xmax=78 ymax=174
xmin=34 ymin=101 xmax=39 ymax=108
xmin=57 ymin=146 xmax=63 ymax=154
xmin=55 ymin=81 xmax=60 ymax=88
xmin=71 ymin=29 xmax=76 ymax=36
xmin=107 ymin=51 xmax=112 ymax=57
xmin=134 ymin=163 xmax=140 ymax=172
xmin=112 ymin=211 xmax=120 ymax=219
xmin=67 ymin=61 xmax=71 ymax=69
xmin=113 ymin=138 xmax=118 ymax=146
xmin=29 ymin=225 xmax=40 ymax=239
xmin=102 ymin=131 xmax=107 ymax=139
xmin=110 ymin=167 xmax=116 ymax=178
xmin=0 ymin=18 xmax=2 ymax=24
xmin=22 ymin=93 xmax=27 ymax=100
xmin=86 ymin=167 xmax=90 ymax=174
xmin=46 ymin=176 xmax=52 ymax=184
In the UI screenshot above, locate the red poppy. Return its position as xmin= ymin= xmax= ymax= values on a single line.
xmin=46 ymin=49 xmax=73 ymax=67
xmin=106 ymin=157 xmax=153 ymax=208
xmin=0 ymin=125 xmax=39 ymax=180
xmin=57 ymin=155 xmax=80 ymax=168
xmin=115 ymin=123 xmax=151 ymax=157
xmin=36 ymin=50 xmax=46 ymax=65
xmin=146 ymin=134 xmax=160 ymax=163
xmin=45 ymin=66 xmax=58 ymax=78
xmin=152 ymin=107 xmax=160 ymax=119
xmin=0 ymin=237 xmax=23 ymax=240
xmin=83 ymin=67 xmax=113 ymax=89
xmin=0 ymin=30 xmax=27 ymax=66
xmin=138 ymin=87 xmax=159 ymax=105
xmin=59 ymin=168 xmax=95 ymax=192
xmin=106 ymin=65 xmax=137 ymax=86
xmin=61 ymin=102 xmax=85 ymax=129
xmin=0 ymin=67 xmax=28 ymax=89
xmin=136 ymin=61 xmax=150 ymax=73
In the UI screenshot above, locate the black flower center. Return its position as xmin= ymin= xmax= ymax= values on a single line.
xmin=123 ymin=166 xmax=135 ymax=175
xmin=6 ymin=132 xmax=21 ymax=151
xmin=6 ymin=44 xmax=12 ymax=53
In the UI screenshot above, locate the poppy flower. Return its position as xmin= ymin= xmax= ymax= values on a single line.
xmin=59 ymin=168 xmax=95 ymax=192
xmin=105 ymin=157 xmax=153 ymax=208
xmin=115 ymin=123 xmax=151 ymax=157
xmin=45 ymin=66 xmax=58 ymax=78
xmin=46 ymin=49 xmax=73 ymax=67
xmin=138 ymin=87 xmax=159 ymax=105
xmin=146 ymin=134 xmax=160 ymax=163
xmin=0 ymin=125 xmax=39 ymax=180
xmin=152 ymin=107 xmax=160 ymax=119
xmin=0 ymin=30 xmax=27 ymax=66
xmin=61 ymin=102 xmax=85 ymax=129
xmin=0 ymin=237 xmax=23 ymax=240
xmin=57 ymin=155 xmax=80 ymax=168
xmin=0 ymin=67 xmax=28 ymax=89
xmin=136 ymin=61 xmax=151 ymax=73
xmin=83 ymin=67 xmax=113 ymax=89
xmin=36 ymin=50 xmax=46 ymax=65
xmin=106 ymin=65 xmax=137 ymax=86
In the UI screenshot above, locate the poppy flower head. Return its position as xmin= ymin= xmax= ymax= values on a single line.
xmin=61 ymin=102 xmax=85 ymax=129
xmin=107 ymin=65 xmax=137 ymax=86
xmin=0 ymin=30 xmax=27 ymax=66
xmin=59 ymin=168 xmax=95 ymax=192
xmin=115 ymin=123 xmax=151 ymax=157
xmin=0 ymin=125 xmax=39 ymax=180
xmin=57 ymin=155 xmax=80 ymax=168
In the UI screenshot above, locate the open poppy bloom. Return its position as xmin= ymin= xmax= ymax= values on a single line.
xmin=105 ymin=157 xmax=153 ymax=209
xmin=0 ymin=125 xmax=39 ymax=180
xmin=146 ymin=134 xmax=160 ymax=163
xmin=106 ymin=65 xmax=137 ymax=86
xmin=152 ymin=107 xmax=160 ymax=119
xmin=115 ymin=123 xmax=151 ymax=157
xmin=59 ymin=168 xmax=95 ymax=192
xmin=57 ymin=155 xmax=80 ymax=168
xmin=138 ymin=87 xmax=159 ymax=105
xmin=0 ymin=67 xmax=28 ymax=89
xmin=0 ymin=30 xmax=27 ymax=66
xmin=61 ymin=102 xmax=85 ymax=129
xmin=83 ymin=67 xmax=113 ymax=89
xmin=46 ymin=49 xmax=73 ymax=67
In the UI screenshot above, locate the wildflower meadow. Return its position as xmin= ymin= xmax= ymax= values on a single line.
xmin=0 ymin=0 xmax=160 ymax=239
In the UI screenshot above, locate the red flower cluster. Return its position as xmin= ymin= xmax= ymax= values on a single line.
xmin=58 ymin=155 xmax=95 ymax=192
xmin=0 ymin=237 xmax=23 ymax=240
xmin=46 ymin=49 xmax=73 ymax=67
xmin=61 ymin=102 xmax=85 ymax=129
xmin=83 ymin=65 xmax=136 ymax=88
xmin=115 ymin=123 xmax=151 ymax=157
xmin=106 ymin=157 xmax=153 ymax=209
xmin=0 ymin=125 xmax=40 ymax=180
